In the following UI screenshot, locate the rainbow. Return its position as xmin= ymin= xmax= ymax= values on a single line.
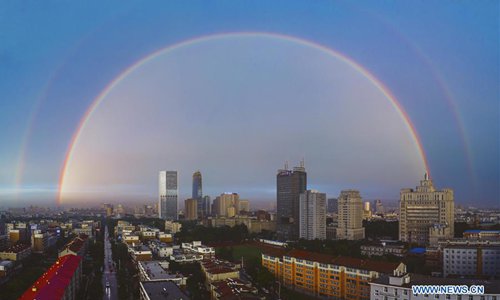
xmin=57 ymin=32 xmax=431 ymax=204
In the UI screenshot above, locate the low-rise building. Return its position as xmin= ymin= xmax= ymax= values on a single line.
xmin=210 ymin=278 xmax=259 ymax=300
xmin=201 ymin=259 xmax=240 ymax=284
xmin=58 ymin=235 xmax=88 ymax=258
xmin=0 ymin=260 xmax=15 ymax=278
xmin=370 ymin=272 xmax=500 ymax=300
xmin=205 ymin=216 xmax=276 ymax=233
xmin=157 ymin=232 xmax=173 ymax=243
xmin=262 ymin=249 xmax=405 ymax=299
xmin=129 ymin=245 xmax=153 ymax=261
xmin=463 ymin=230 xmax=500 ymax=240
xmin=139 ymin=281 xmax=190 ymax=300
xmin=181 ymin=241 xmax=215 ymax=258
xmin=440 ymin=239 xmax=500 ymax=278
xmin=361 ymin=242 xmax=406 ymax=257
xmin=138 ymin=261 xmax=187 ymax=285
xmin=123 ymin=234 xmax=140 ymax=245
xmin=0 ymin=243 xmax=32 ymax=261
xmin=165 ymin=221 xmax=182 ymax=234
xmin=148 ymin=241 xmax=177 ymax=258
xmin=19 ymin=254 xmax=82 ymax=300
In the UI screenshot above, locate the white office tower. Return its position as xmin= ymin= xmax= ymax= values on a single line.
xmin=159 ymin=171 xmax=178 ymax=220
xmin=299 ymin=190 xmax=326 ymax=240
xmin=336 ymin=190 xmax=365 ymax=240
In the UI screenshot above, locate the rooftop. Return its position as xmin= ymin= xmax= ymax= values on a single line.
xmin=19 ymin=254 xmax=82 ymax=300
xmin=2 ymin=243 xmax=31 ymax=253
xmin=139 ymin=261 xmax=184 ymax=281
xmin=140 ymin=281 xmax=190 ymax=300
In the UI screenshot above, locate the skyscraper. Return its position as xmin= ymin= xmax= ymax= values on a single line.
xmin=327 ymin=198 xmax=338 ymax=213
xmin=185 ymin=198 xmax=198 ymax=220
xmin=299 ymin=190 xmax=326 ymax=240
xmin=336 ymin=190 xmax=365 ymax=240
xmin=276 ymin=161 xmax=307 ymax=240
xmin=399 ymin=173 xmax=454 ymax=245
xmin=213 ymin=193 xmax=239 ymax=217
xmin=192 ymin=171 xmax=203 ymax=218
xmin=375 ymin=199 xmax=384 ymax=215
xmin=159 ymin=171 xmax=178 ymax=220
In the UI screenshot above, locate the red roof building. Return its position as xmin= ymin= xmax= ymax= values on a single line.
xmin=19 ymin=254 xmax=82 ymax=300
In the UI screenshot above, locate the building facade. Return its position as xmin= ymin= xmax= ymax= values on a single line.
xmin=299 ymin=190 xmax=326 ymax=240
xmin=184 ymin=198 xmax=198 ymax=221
xmin=192 ymin=171 xmax=205 ymax=218
xmin=336 ymin=190 xmax=365 ymax=240
xmin=440 ymin=239 xmax=500 ymax=278
xmin=262 ymin=249 xmax=405 ymax=299
xmin=159 ymin=171 xmax=178 ymax=220
xmin=399 ymin=173 xmax=454 ymax=245
xmin=276 ymin=162 xmax=307 ymax=240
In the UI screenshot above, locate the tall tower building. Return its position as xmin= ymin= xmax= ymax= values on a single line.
xmin=192 ymin=171 xmax=203 ymax=218
xmin=159 ymin=171 xmax=178 ymax=220
xmin=203 ymin=195 xmax=211 ymax=216
xmin=336 ymin=190 xmax=365 ymax=240
xmin=185 ymin=198 xmax=198 ymax=221
xmin=299 ymin=190 xmax=326 ymax=240
xmin=375 ymin=199 xmax=384 ymax=215
xmin=214 ymin=193 xmax=240 ymax=217
xmin=327 ymin=198 xmax=338 ymax=213
xmin=276 ymin=161 xmax=307 ymax=240
xmin=399 ymin=173 xmax=454 ymax=245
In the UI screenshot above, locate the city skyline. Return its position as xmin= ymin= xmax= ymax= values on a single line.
xmin=0 ymin=1 xmax=498 ymax=208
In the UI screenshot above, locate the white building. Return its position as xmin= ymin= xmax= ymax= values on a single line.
xmin=299 ymin=190 xmax=326 ymax=240
xmin=336 ymin=190 xmax=365 ymax=240
xmin=440 ymin=239 xmax=500 ymax=278
xmin=165 ymin=221 xmax=182 ymax=234
xmin=159 ymin=171 xmax=178 ymax=220
xmin=370 ymin=272 xmax=500 ymax=300
xmin=181 ymin=241 xmax=215 ymax=257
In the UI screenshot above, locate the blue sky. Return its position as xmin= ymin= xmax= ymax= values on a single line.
xmin=0 ymin=1 xmax=498 ymax=207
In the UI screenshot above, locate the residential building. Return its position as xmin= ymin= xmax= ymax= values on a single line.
xmin=361 ymin=242 xmax=406 ymax=257
xmin=370 ymin=272 xmax=500 ymax=300
xmin=210 ymin=278 xmax=258 ymax=300
xmin=159 ymin=171 xmax=178 ymax=220
xmin=181 ymin=241 xmax=215 ymax=258
xmin=165 ymin=221 xmax=182 ymax=234
xmin=262 ymin=249 xmax=406 ymax=299
xmin=363 ymin=201 xmax=372 ymax=220
xmin=299 ymin=190 xmax=326 ymax=240
xmin=205 ymin=216 xmax=276 ymax=233
xmin=185 ymin=198 xmax=198 ymax=221
xmin=327 ymin=198 xmax=338 ymax=213
xmin=439 ymin=239 xmax=500 ymax=278
xmin=0 ymin=244 xmax=31 ymax=261
xmin=139 ymin=281 xmax=190 ymax=300
xmin=213 ymin=193 xmax=240 ymax=217
xmin=239 ymin=199 xmax=250 ymax=213
xmin=138 ymin=261 xmax=187 ymax=285
xmin=463 ymin=230 xmax=500 ymax=240
xmin=399 ymin=173 xmax=454 ymax=245
xmin=201 ymin=259 xmax=240 ymax=284
xmin=19 ymin=254 xmax=82 ymax=300
xmin=336 ymin=190 xmax=365 ymax=240
xmin=276 ymin=161 xmax=307 ymax=240
xmin=58 ymin=235 xmax=88 ymax=258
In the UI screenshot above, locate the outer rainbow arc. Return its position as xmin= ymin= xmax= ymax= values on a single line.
xmin=58 ymin=31 xmax=430 ymax=205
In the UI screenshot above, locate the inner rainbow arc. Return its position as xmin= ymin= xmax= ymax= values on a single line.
xmin=57 ymin=31 xmax=430 ymax=205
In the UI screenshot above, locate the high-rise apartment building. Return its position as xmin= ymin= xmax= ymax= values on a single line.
xmin=399 ymin=173 xmax=454 ymax=245
xmin=327 ymin=198 xmax=338 ymax=213
xmin=277 ymin=161 xmax=307 ymax=240
xmin=192 ymin=171 xmax=204 ymax=218
xmin=375 ymin=199 xmax=384 ymax=215
xmin=213 ymin=193 xmax=240 ymax=217
xmin=299 ymin=190 xmax=326 ymax=240
xmin=336 ymin=190 xmax=365 ymax=240
xmin=184 ymin=198 xmax=198 ymax=221
xmin=159 ymin=171 xmax=178 ymax=220
xmin=238 ymin=200 xmax=250 ymax=213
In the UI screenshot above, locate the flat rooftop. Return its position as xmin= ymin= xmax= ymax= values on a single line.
xmin=140 ymin=281 xmax=189 ymax=300
xmin=139 ymin=261 xmax=183 ymax=281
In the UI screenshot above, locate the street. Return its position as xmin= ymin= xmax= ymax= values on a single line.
xmin=102 ymin=225 xmax=119 ymax=300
